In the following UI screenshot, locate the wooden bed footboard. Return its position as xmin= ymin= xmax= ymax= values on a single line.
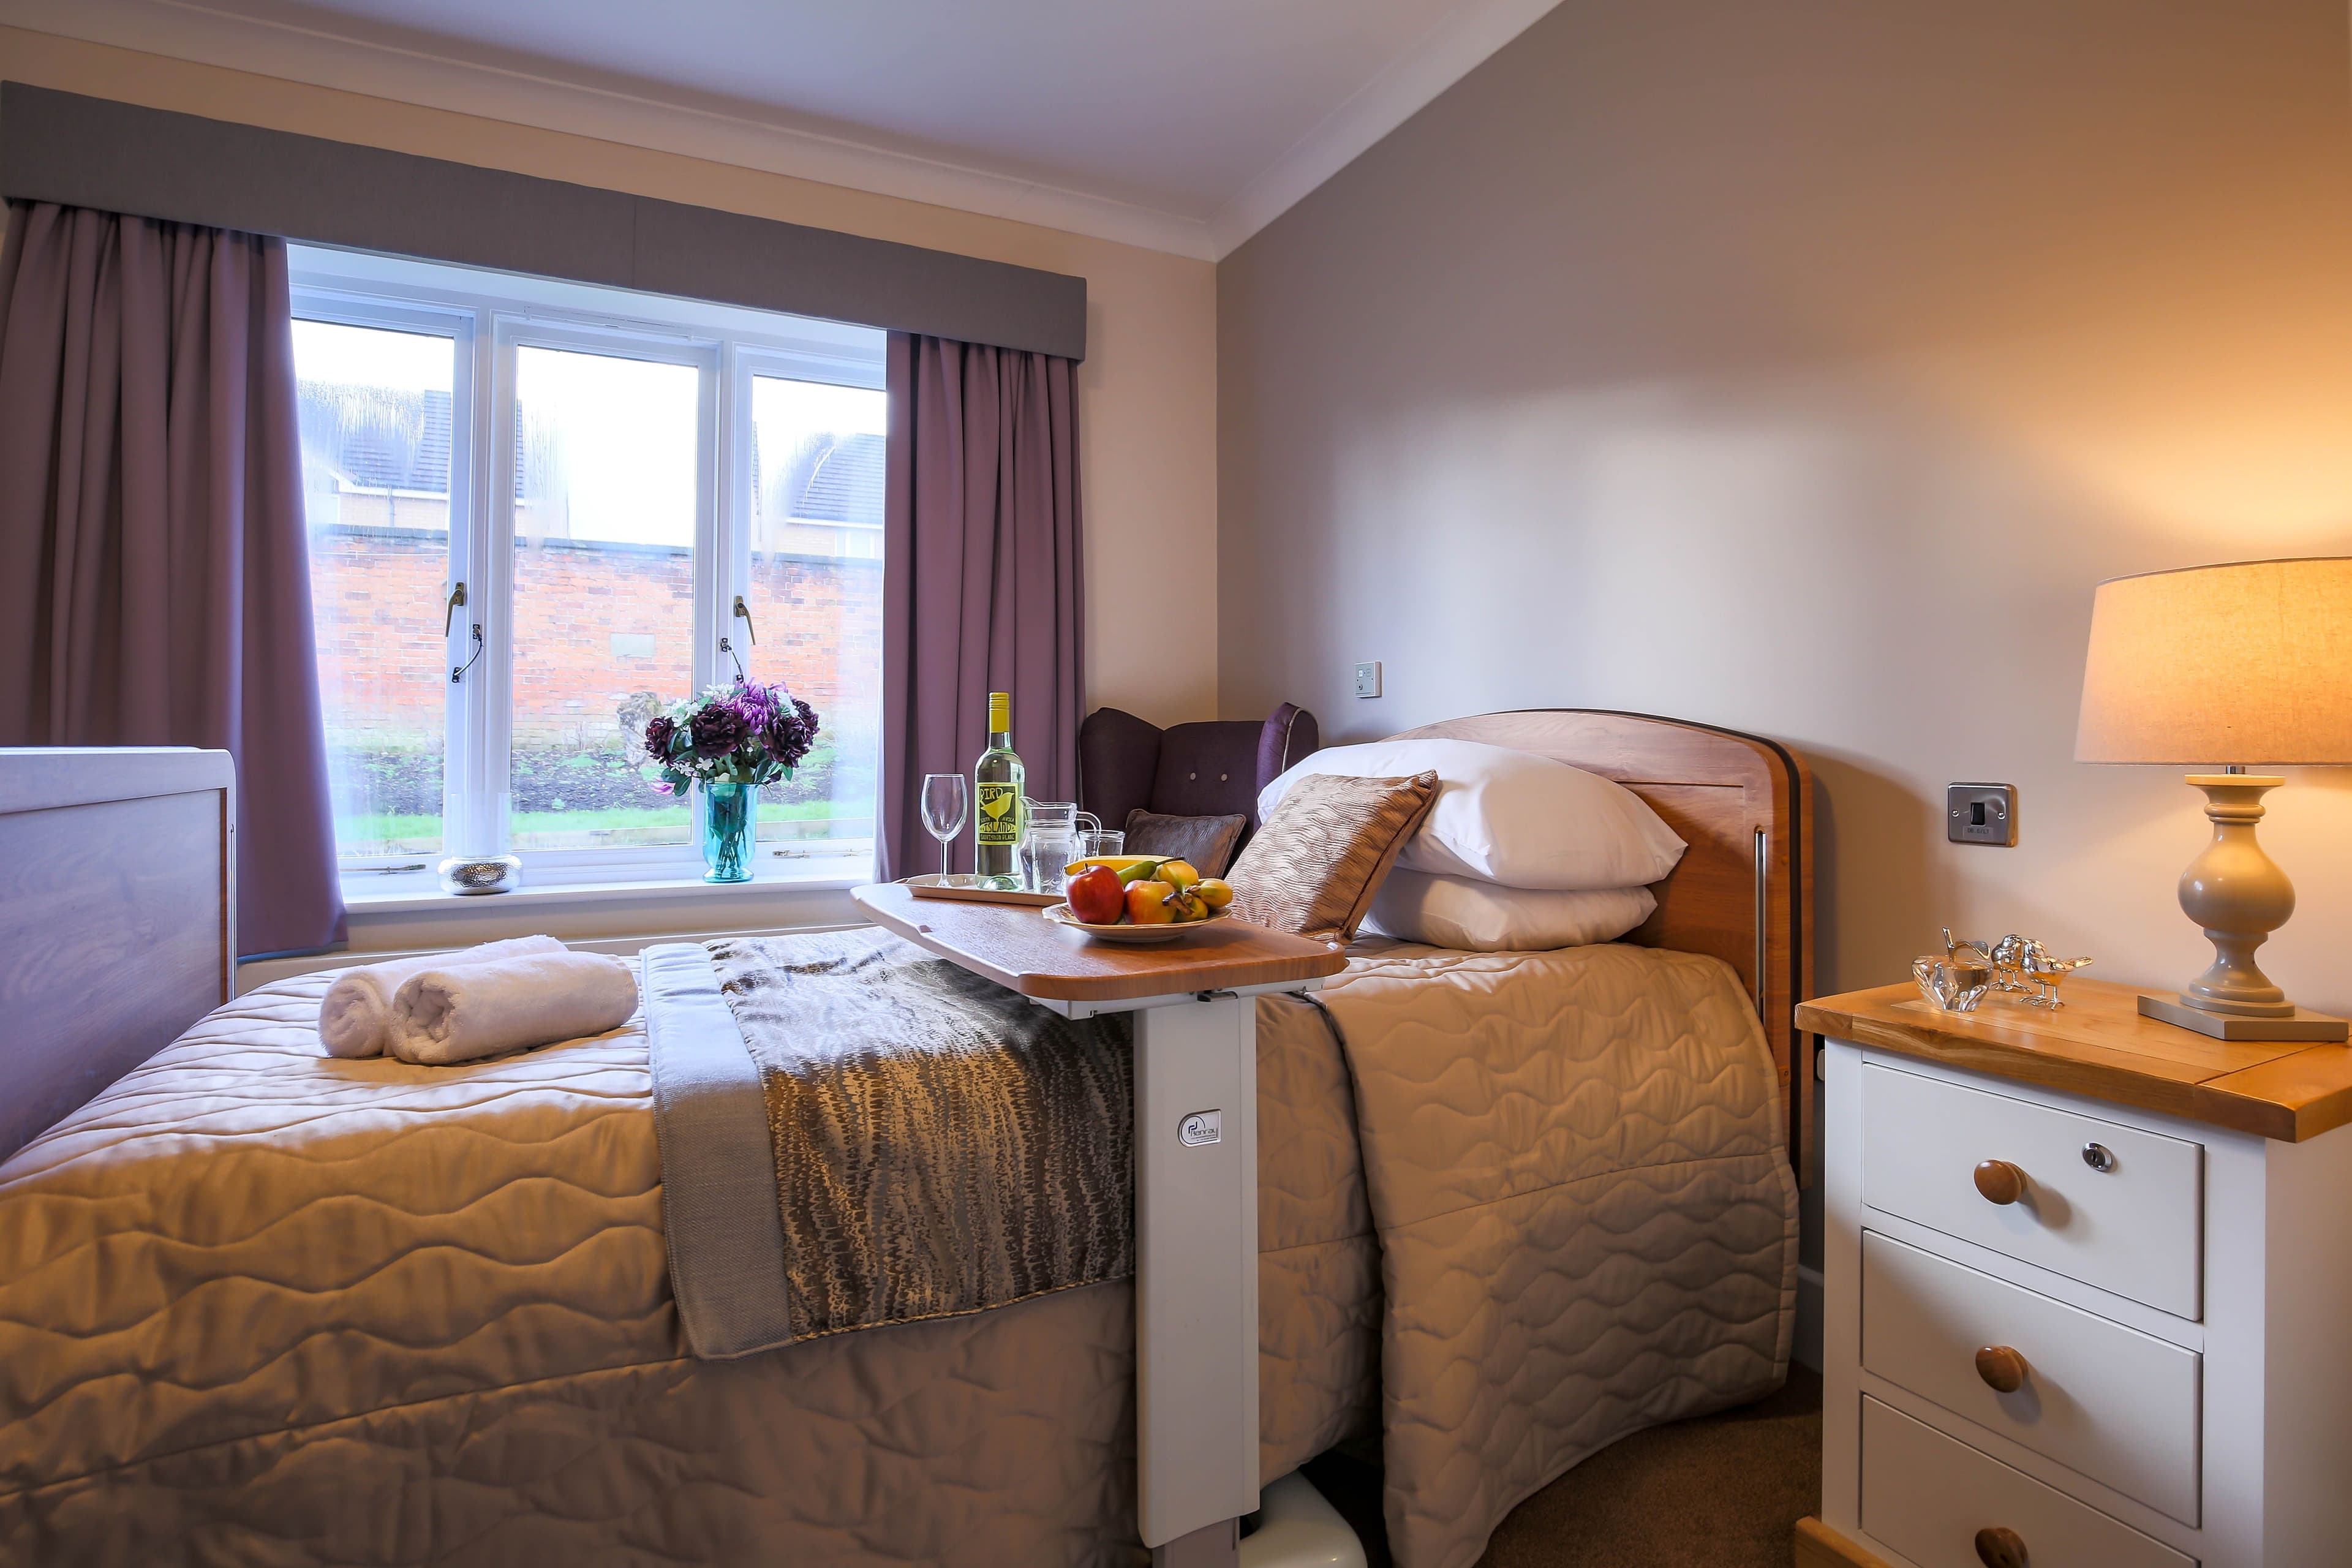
xmin=0 ymin=747 xmax=236 ymax=1164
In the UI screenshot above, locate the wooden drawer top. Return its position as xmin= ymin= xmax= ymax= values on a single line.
xmin=1801 ymin=977 xmax=2352 ymax=1142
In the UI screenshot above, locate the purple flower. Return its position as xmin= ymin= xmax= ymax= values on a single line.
xmin=763 ymin=696 xmax=819 ymax=768
xmin=646 ymin=679 xmax=819 ymax=781
xmin=731 ymin=684 xmax=777 ymax=727
xmin=689 ymin=703 xmax=750 ymax=759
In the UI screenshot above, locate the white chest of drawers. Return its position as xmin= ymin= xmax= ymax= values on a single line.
xmin=1795 ymin=978 xmax=2352 ymax=1568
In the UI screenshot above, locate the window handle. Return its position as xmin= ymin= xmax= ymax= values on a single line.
xmin=451 ymin=624 xmax=484 ymax=685
xmin=443 ymin=582 xmax=468 ymax=638
xmin=733 ymin=595 xmax=758 ymax=646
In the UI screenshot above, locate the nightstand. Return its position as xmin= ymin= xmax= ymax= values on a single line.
xmin=1792 ymin=976 xmax=2352 ymax=1568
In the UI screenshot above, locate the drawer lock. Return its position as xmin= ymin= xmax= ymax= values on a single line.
xmin=1973 ymin=1159 xmax=2028 ymax=1205
xmin=1973 ymin=1525 xmax=2029 ymax=1568
xmin=1973 ymin=1344 xmax=2030 ymax=1393
xmin=2081 ymin=1141 xmax=2116 ymax=1173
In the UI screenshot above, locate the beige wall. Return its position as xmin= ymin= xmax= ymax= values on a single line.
xmin=1220 ymin=0 xmax=2352 ymax=1014
xmin=0 ymin=23 xmax=1220 ymax=726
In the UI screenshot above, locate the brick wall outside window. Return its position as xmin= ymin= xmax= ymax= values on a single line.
xmin=312 ymin=529 xmax=879 ymax=740
xmin=309 ymin=527 xmax=881 ymax=826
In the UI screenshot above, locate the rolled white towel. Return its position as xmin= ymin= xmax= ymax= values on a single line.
xmin=318 ymin=935 xmax=568 ymax=1058
xmin=387 ymin=950 xmax=640 ymax=1066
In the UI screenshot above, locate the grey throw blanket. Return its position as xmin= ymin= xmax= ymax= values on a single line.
xmin=695 ymin=929 xmax=1134 ymax=1345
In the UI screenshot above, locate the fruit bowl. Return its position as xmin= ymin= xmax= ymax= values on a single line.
xmin=1042 ymin=903 xmax=1234 ymax=945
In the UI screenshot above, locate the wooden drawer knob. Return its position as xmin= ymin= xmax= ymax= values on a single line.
xmin=1974 ymin=1525 xmax=2029 ymax=1567
xmin=1974 ymin=1344 xmax=2029 ymax=1393
xmin=1973 ymin=1159 xmax=2027 ymax=1205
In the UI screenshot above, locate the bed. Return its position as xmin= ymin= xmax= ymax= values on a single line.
xmin=0 ymin=712 xmax=1809 ymax=1568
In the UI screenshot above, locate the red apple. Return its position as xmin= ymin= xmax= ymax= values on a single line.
xmin=1066 ymin=864 xmax=1127 ymax=925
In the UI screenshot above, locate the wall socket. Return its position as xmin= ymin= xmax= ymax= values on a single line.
xmin=1947 ymin=783 xmax=2018 ymax=846
xmin=1354 ymin=661 xmax=1382 ymax=698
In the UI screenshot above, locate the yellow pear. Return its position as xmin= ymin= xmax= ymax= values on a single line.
xmin=1125 ymin=880 xmax=1178 ymax=924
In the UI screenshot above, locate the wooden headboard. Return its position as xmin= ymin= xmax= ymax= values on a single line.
xmin=1390 ymin=710 xmax=1814 ymax=1133
xmin=0 ymin=748 xmax=236 ymax=1164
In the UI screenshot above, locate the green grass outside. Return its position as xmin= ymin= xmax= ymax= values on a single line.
xmin=338 ymin=799 xmax=862 ymax=847
xmin=343 ymin=804 xmax=870 ymax=842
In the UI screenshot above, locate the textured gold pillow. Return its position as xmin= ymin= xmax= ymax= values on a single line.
xmin=1226 ymin=771 xmax=1439 ymax=941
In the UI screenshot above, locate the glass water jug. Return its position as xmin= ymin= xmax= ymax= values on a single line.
xmin=1017 ymin=801 xmax=1101 ymax=897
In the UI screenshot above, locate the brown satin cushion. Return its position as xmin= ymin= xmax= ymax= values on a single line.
xmin=1225 ymin=771 xmax=1440 ymax=942
xmin=1123 ymin=809 xmax=1247 ymax=878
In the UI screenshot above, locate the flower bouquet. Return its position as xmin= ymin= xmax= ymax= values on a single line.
xmin=629 ymin=680 xmax=820 ymax=882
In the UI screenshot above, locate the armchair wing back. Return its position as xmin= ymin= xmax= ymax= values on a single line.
xmin=1078 ymin=702 xmax=1319 ymax=838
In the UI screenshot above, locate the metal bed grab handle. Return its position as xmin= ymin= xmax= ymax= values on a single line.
xmin=1752 ymin=827 xmax=1770 ymax=1020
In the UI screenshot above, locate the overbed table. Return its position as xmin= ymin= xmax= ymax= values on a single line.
xmin=851 ymin=884 xmax=1349 ymax=1567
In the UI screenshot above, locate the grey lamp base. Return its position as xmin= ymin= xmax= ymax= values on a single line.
xmin=2138 ymin=992 xmax=2349 ymax=1043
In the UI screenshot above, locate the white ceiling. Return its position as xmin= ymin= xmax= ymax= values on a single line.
xmin=2 ymin=0 xmax=1567 ymax=258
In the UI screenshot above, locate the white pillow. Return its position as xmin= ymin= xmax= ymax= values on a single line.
xmin=1365 ymin=873 xmax=1657 ymax=952
xmin=1257 ymin=738 xmax=1684 ymax=891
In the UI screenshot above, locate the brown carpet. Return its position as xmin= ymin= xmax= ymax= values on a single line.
xmin=1300 ymin=1366 xmax=1822 ymax=1568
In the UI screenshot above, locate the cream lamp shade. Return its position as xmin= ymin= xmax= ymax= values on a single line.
xmin=2076 ymin=557 xmax=2352 ymax=766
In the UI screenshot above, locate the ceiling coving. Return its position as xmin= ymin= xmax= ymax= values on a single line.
xmin=1 ymin=0 xmax=1568 ymax=257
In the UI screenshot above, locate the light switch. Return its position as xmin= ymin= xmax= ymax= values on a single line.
xmin=1354 ymin=661 xmax=1381 ymax=698
xmin=1947 ymin=783 xmax=2018 ymax=846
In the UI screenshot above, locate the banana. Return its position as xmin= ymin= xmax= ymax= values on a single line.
xmin=1065 ymin=855 xmax=1178 ymax=885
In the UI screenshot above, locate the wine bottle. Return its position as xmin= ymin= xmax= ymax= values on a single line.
xmin=973 ymin=691 xmax=1025 ymax=889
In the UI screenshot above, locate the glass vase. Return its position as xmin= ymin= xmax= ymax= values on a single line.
xmin=697 ymin=780 xmax=759 ymax=883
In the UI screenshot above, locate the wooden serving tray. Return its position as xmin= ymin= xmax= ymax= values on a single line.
xmin=901 ymin=874 xmax=1060 ymax=908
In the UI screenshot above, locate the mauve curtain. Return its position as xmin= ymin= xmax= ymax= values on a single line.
xmin=0 ymin=201 xmax=344 ymax=956
xmin=879 ymin=333 xmax=1084 ymax=881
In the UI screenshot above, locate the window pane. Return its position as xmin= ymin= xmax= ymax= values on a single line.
xmin=745 ymin=376 xmax=886 ymax=846
xmin=510 ymin=345 xmax=701 ymax=850
xmin=294 ymin=318 xmax=454 ymax=861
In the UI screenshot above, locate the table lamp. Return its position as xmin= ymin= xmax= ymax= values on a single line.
xmin=2075 ymin=557 xmax=2352 ymax=1041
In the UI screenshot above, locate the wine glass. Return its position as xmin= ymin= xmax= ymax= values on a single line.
xmin=919 ymin=774 xmax=968 ymax=884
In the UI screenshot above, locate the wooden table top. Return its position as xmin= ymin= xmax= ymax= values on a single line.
xmin=1799 ymin=976 xmax=2352 ymax=1142
xmin=851 ymin=882 xmax=1349 ymax=1005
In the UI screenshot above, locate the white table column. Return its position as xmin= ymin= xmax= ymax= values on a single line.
xmin=1133 ymin=991 xmax=1259 ymax=1564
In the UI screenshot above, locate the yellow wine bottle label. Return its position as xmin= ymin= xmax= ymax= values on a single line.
xmin=987 ymin=692 xmax=1011 ymax=732
xmin=976 ymin=782 xmax=1019 ymax=844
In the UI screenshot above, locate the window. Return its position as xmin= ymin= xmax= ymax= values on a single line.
xmin=290 ymin=247 xmax=887 ymax=889
xmin=296 ymin=314 xmax=461 ymax=861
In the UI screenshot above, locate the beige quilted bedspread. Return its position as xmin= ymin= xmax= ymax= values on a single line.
xmin=1317 ymin=940 xmax=1799 ymax=1568
xmin=0 ymin=974 xmax=1142 ymax=1565
xmin=0 ymin=941 xmax=1792 ymax=1568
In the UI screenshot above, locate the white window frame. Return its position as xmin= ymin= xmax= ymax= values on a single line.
xmin=290 ymin=247 xmax=888 ymax=897
xmin=488 ymin=314 xmax=720 ymax=881
xmin=289 ymin=290 xmax=480 ymax=880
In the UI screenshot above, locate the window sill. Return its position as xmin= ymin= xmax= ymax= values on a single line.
xmin=243 ymin=865 xmax=873 ymax=993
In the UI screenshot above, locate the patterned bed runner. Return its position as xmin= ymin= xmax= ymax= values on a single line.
xmin=647 ymin=929 xmax=1134 ymax=1355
